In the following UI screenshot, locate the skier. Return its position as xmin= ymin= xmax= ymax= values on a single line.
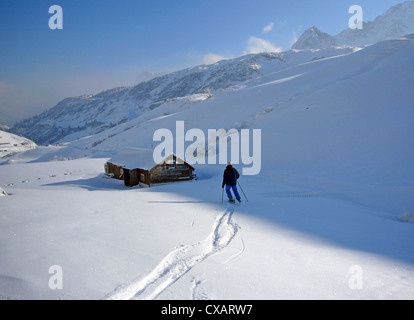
xmin=222 ymin=162 xmax=241 ymax=203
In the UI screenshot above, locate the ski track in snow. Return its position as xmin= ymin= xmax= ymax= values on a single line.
xmin=106 ymin=206 xmax=241 ymax=300
xmin=223 ymin=233 xmax=245 ymax=265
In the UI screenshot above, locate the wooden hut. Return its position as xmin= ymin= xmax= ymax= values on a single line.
xmin=104 ymin=148 xmax=195 ymax=187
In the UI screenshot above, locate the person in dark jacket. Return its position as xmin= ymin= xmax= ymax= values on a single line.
xmin=222 ymin=162 xmax=241 ymax=203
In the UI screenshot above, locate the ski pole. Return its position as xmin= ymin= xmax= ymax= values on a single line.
xmin=221 ymin=188 xmax=224 ymax=204
xmin=237 ymin=181 xmax=248 ymax=202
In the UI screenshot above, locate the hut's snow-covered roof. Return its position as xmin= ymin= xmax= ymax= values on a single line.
xmin=108 ymin=148 xmax=157 ymax=170
xmin=108 ymin=147 xmax=194 ymax=171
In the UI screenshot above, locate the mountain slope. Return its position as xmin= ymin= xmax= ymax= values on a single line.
xmin=14 ymin=34 xmax=414 ymax=200
xmin=335 ymin=1 xmax=414 ymax=47
xmin=291 ymin=1 xmax=414 ymax=50
xmin=292 ymin=26 xmax=336 ymax=50
xmin=11 ymin=2 xmax=414 ymax=147
xmin=0 ymin=130 xmax=37 ymax=158
xmin=10 ymin=48 xmax=354 ymax=145
xmin=10 ymin=56 xmax=268 ymax=145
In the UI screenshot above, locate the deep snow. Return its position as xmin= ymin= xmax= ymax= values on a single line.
xmin=0 ymin=153 xmax=413 ymax=300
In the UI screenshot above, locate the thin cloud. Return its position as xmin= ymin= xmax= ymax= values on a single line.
xmin=244 ymin=36 xmax=282 ymax=54
xmin=262 ymin=22 xmax=274 ymax=34
xmin=187 ymin=49 xmax=231 ymax=66
xmin=290 ymin=25 xmax=303 ymax=48
xmin=200 ymin=53 xmax=230 ymax=65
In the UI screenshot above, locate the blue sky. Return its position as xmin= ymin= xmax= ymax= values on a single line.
xmin=0 ymin=0 xmax=406 ymax=124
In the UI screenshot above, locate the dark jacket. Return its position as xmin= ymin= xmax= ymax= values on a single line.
xmin=222 ymin=165 xmax=240 ymax=188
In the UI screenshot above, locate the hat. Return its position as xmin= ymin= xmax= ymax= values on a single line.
xmin=227 ymin=161 xmax=232 ymax=166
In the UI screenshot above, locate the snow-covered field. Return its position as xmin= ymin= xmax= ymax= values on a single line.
xmin=1 ymin=34 xmax=414 ymax=300
xmin=0 ymin=148 xmax=413 ymax=300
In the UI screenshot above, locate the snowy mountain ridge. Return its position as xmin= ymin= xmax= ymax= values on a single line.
xmin=11 ymin=2 xmax=414 ymax=147
xmin=10 ymin=48 xmax=354 ymax=145
xmin=292 ymin=27 xmax=336 ymax=50
xmin=11 ymin=53 xmax=275 ymax=145
xmin=335 ymin=1 xmax=414 ymax=47
xmin=292 ymin=1 xmax=414 ymax=49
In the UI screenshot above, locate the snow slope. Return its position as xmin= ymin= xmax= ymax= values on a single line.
xmin=0 ymin=130 xmax=36 ymax=159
